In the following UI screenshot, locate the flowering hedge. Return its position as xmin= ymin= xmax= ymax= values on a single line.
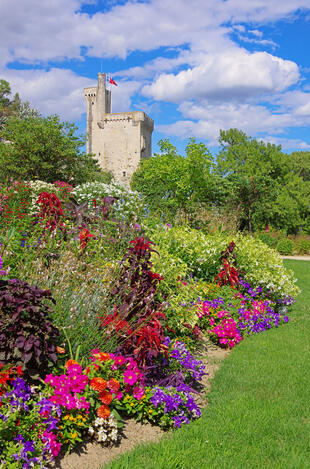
xmin=72 ymin=181 xmax=144 ymax=221
xmin=150 ymin=226 xmax=300 ymax=300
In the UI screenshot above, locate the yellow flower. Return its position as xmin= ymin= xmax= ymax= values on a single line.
xmin=63 ymin=415 xmax=70 ymax=420
xmin=149 ymin=409 xmax=153 ymax=413
xmin=130 ymin=402 xmax=134 ymax=407
xmin=71 ymin=432 xmax=78 ymax=439
xmin=77 ymin=415 xmax=83 ymax=419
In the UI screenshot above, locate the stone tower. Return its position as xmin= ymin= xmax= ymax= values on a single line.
xmin=84 ymin=73 xmax=154 ymax=185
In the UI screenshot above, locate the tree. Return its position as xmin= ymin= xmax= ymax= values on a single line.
xmin=0 ymin=114 xmax=104 ymax=184
xmin=289 ymin=151 xmax=310 ymax=182
xmin=216 ymin=129 xmax=289 ymax=232
xmin=216 ymin=129 xmax=310 ymax=233
xmin=272 ymin=174 xmax=310 ymax=233
xmin=131 ymin=138 xmax=218 ymax=220
xmin=0 ymin=79 xmax=40 ymax=132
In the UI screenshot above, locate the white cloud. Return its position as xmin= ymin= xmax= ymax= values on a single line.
xmin=0 ymin=68 xmax=139 ymax=120
xmin=295 ymin=101 xmax=310 ymax=116
xmin=1 ymin=68 xmax=94 ymax=120
xmin=1 ymin=0 xmax=310 ymax=150
xmin=156 ymin=99 xmax=310 ymax=149
xmin=249 ymin=29 xmax=263 ymax=37
xmin=143 ymin=50 xmax=299 ymax=103
xmin=263 ymin=136 xmax=310 ymax=149
xmin=1 ymin=0 xmax=309 ymax=64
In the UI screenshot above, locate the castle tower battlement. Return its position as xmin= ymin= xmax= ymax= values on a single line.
xmin=84 ymin=73 xmax=153 ymax=185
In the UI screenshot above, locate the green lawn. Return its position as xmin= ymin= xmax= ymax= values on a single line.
xmin=105 ymin=260 xmax=310 ymax=469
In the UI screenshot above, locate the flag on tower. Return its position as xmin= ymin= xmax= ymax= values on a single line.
xmin=107 ymin=76 xmax=118 ymax=86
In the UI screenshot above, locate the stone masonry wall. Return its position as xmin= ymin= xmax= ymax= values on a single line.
xmin=84 ymin=73 xmax=153 ymax=185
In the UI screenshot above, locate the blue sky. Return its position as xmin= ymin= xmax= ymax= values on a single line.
xmin=1 ymin=0 xmax=310 ymax=155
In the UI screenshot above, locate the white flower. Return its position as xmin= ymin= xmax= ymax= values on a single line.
xmin=97 ymin=430 xmax=107 ymax=442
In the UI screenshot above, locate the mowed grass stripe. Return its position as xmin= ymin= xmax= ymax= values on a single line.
xmin=105 ymin=260 xmax=310 ymax=469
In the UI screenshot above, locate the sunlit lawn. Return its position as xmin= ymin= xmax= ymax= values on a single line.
xmin=105 ymin=260 xmax=310 ymax=469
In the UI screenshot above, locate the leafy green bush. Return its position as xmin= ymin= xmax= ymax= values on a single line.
xmin=293 ymin=237 xmax=310 ymax=254
xmin=256 ymin=232 xmax=277 ymax=249
xmin=149 ymin=225 xmax=300 ymax=300
xmin=276 ymin=238 xmax=294 ymax=255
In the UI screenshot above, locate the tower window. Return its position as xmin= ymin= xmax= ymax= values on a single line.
xmin=123 ymin=171 xmax=126 ymax=177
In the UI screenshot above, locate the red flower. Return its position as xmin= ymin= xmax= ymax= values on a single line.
xmin=97 ymin=404 xmax=110 ymax=419
xmin=99 ymin=390 xmax=113 ymax=405
xmin=90 ymin=377 xmax=107 ymax=392
xmin=79 ymin=229 xmax=95 ymax=250
xmin=107 ymin=378 xmax=120 ymax=393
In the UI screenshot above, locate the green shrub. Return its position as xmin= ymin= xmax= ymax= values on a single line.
xmin=276 ymin=238 xmax=294 ymax=255
xmin=149 ymin=225 xmax=300 ymax=300
xmin=256 ymin=232 xmax=277 ymax=249
xmin=293 ymin=236 xmax=310 ymax=254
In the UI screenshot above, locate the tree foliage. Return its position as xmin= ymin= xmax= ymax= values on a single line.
xmin=216 ymin=129 xmax=310 ymax=233
xmin=131 ymin=138 xmax=219 ymax=220
xmin=0 ymin=115 xmax=104 ymax=184
xmin=0 ymin=79 xmax=39 ymax=131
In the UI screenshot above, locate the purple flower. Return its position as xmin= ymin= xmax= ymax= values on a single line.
xmin=0 ymin=255 xmax=7 ymax=276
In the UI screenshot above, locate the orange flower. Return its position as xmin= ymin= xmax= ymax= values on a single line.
xmin=107 ymin=378 xmax=120 ymax=393
xmin=93 ymin=352 xmax=110 ymax=362
xmin=99 ymin=390 xmax=113 ymax=405
xmin=56 ymin=346 xmax=66 ymax=354
xmin=90 ymin=377 xmax=107 ymax=392
xmin=65 ymin=359 xmax=79 ymax=369
xmin=97 ymin=404 xmax=110 ymax=419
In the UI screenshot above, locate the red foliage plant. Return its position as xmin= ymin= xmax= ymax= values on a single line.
xmin=100 ymin=237 xmax=167 ymax=368
xmin=110 ymin=236 xmax=164 ymax=322
xmin=79 ymin=228 xmax=95 ymax=251
xmin=99 ymin=305 xmax=133 ymax=337
xmin=214 ymin=241 xmax=240 ymax=288
xmin=36 ymin=192 xmax=64 ymax=231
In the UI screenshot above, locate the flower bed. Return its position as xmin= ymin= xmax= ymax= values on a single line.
xmin=0 ymin=181 xmax=299 ymax=468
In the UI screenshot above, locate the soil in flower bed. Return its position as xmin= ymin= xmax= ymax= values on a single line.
xmin=49 ymin=341 xmax=229 ymax=469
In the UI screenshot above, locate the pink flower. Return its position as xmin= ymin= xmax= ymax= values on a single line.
xmin=114 ymin=391 xmax=123 ymax=400
xmin=42 ymin=431 xmax=61 ymax=458
xmin=123 ymin=370 xmax=138 ymax=385
xmin=125 ymin=357 xmax=137 ymax=368
xmin=133 ymin=386 xmax=144 ymax=400
xmin=113 ymin=356 xmax=126 ymax=368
